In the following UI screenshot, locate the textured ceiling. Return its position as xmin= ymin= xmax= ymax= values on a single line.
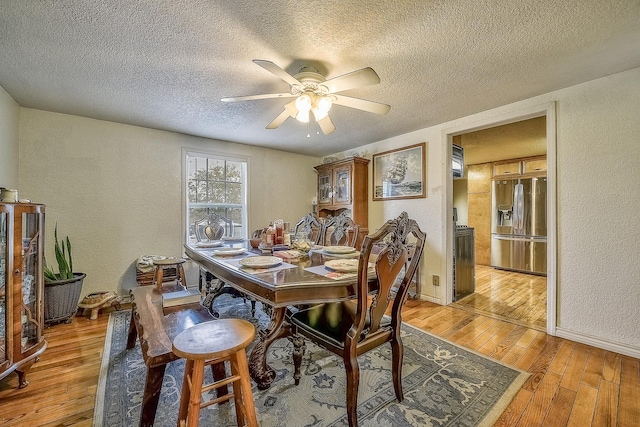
xmin=1 ymin=0 xmax=639 ymax=157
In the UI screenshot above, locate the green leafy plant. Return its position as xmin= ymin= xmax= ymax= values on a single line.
xmin=44 ymin=224 xmax=74 ymax=281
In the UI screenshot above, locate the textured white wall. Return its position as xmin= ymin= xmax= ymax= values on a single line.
xmin=332 ymin=67 xmax=640 ymax=352
xmin=18 ymin=109 xmax=318 ymax=296
xmin=554 ymin=69 xmax=640 ymax=349
xmin=0 ymin=86 xmax=19 ymax=188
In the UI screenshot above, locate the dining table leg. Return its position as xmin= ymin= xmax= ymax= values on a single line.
xmin=248 ymin=306 xmax=291 ymax=389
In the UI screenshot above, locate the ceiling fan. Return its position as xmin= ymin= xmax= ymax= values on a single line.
xmin=221 ymin=59 xmax=391 ymax=135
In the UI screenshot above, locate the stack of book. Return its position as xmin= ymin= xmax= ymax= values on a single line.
xmin=162 ymin=288 xmax=202 ymax=308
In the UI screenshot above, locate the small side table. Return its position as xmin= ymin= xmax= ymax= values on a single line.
xmin=152 ymin=258 xmax=187 ymax=291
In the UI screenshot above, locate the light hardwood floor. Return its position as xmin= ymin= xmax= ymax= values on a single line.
xmin=452 ymin=264 xmax=547 ymax=331
xmin=0 ymin=301 xmax=638 ymax=426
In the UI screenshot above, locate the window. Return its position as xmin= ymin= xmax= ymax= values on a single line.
xmin=184 ymin=150 xmax=248 ymax=244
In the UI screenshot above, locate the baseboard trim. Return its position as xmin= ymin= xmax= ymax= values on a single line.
xmin=555 ymin=327 xmax=640 ymax=359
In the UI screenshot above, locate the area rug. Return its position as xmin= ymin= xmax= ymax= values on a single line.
xmin=94 ymin=298 xmax=528 ymax=427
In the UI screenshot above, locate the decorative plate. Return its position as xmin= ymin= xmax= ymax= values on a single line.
xmin=195 ymin=240 xmax=223 ymax=248
xmin=222 ymin=236 xmax=245 ymax=242
xmin=212 ymin=247 xmax=247 ymax=256
xmin=323 ymin=246 xmax=357 ymax=254
xmin=239 ymin=256 xmax=282 ymax=269
xmin=324 ymin=259 xmax=360 ymax=273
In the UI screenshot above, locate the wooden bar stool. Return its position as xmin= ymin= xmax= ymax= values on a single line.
xmin=152 ymin=258 xmax=187 ymax=291
xmin=172 ymin=319 xmax=258 ymax=427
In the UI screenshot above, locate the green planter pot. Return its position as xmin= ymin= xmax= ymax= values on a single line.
xmin=44 ymin=272 xmax=86 ymax=325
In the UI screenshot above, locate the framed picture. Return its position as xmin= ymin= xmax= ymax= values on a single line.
xmin=373 ymin=142 xmax=426 ymax=201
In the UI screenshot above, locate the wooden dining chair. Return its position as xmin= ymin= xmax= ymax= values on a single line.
xmin=194 ymin=213 xmax=234 ymax=242
xmin=196 ymin=214 xmax=256 ymax=317
xmin=323 ymin=212 xmax=360 ymax=248
xmin=293 ymin=212 xmax=323 ymax=245
xmin=289 ymin=211 xmax=426 ymax=427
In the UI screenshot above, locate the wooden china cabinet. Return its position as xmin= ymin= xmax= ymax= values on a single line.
xmin=0 ymin=202 xmax=47 ymax=389
xmin=314 ymin=157 xmax=369 ymax=245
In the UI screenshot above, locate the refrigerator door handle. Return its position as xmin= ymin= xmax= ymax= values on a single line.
xmin=516 ymin=183 xmax=524 ymax=231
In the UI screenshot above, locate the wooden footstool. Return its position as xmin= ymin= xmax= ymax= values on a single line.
xmin=77 ymin=291 xmax=121 ymax=320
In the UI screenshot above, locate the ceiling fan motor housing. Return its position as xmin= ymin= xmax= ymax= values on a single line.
xmin=293 ymin=67 xmax=329 ymax=96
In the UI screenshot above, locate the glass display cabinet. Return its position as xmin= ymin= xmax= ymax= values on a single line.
xmin=314 ymin=157 xmax=369 ymax=247
xmin=0 ymin=202 xmax=47 ymax=388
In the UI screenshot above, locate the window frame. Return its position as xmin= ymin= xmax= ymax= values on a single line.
xmin=182 ymin=148 xmax=249 ymax=245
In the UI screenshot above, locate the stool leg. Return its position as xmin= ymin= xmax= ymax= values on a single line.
xmin=230 ymin=349 xmax=258 ymax=427
xmin=188 ymin=359 xmax=206 ymax=427
xmin=154 ymin=266 xmax=164 ymax=291
xmin=177 ymin=264 xmax=187 ymax=287
xmin=177 ymin=359 xmax=194 ymax=427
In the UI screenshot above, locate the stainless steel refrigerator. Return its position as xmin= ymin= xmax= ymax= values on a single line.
xmin=491 ymin=177 xmax=547 ymax=275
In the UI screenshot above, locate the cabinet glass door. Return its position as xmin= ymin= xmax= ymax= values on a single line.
xmin=20 ymin=211 xmax=41 ymax=351
xmin=317 ymin=171 xmax=332 ymax=205
xmin=334 ymin=167 xmax=351 ymax=204
xmin=1 ymin=210 xmax=6 ymax=365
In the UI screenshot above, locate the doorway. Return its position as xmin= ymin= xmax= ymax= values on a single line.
xmin=444 ymin=103 xmax=557 ymax=335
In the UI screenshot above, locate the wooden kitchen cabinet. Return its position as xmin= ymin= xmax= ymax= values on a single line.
xmin=493 ymin=156 xmax=546 ymax=178
xmin=0 ymin=202 xmax=47 ymax=389
xmin=522 ymin=157 xmax=547 ymax=175
xmin=493 ymin=160 xmax=521 ymax=177
xmin=314 ymin=157 xmax=369 ymax=240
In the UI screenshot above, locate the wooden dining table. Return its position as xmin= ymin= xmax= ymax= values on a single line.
xmin=184 ymin=242 xmax=366 ymax=390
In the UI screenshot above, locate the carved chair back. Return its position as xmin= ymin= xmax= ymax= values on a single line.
xmin=194 ymin=213 xmax=234 ymax=242
xmin=293 ymin=213 xmax=323 ymax=245
xmin=323 ymin=212 xmax=360 ymax=248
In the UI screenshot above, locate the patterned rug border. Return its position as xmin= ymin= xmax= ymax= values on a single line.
xmin=94 ymin=308 xmax=529 ymax=427
xmin=398 ymin=320 xmax=529 ymax=426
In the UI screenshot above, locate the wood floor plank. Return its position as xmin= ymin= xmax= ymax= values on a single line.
xmin=514 ymin=331 xmax=549 ymax=371
xmin=522 ymin=335 xmax=563 ymax=392
xmin=601 ymin=351 xmax=621 ymax=384
xmin=559 ymin=343 xmax=590 ymax=392
xmin=581 ymin=347 xmax=605 ymax=389
xmin=548 ymin=340 xmax=576 ymax=375
xmin=566 ymin=383 xmax=598 ymax=427
xmin=592 ymin=379 xmax=618 ymax=427
xmin=617 ymin=356 xmax=640 ymax=427
xmin=494 ymin=388 xmax=532 ymax=427
xmin=490 ymin=325 xmax=527 ymax=361
xmin=515 ymin=371 xmax=562 ymax=427
xmin=542 ymin=386 xmax=576 ymax=427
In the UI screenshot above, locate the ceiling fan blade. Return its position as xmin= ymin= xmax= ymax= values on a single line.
xmin=317 ymin=115 xmax=336 ymax=135
xmin=266 ymin=109 xmax=290 ymax=129
xmin=332 ymin=94 xmax=391 ymax=115
xmin=221 ymin=93 xmax=295 ymax=102
xmin=253 ymin=59 xmax=301 ymax=87
xmin=321 ymin=67 xmax=381 ymax=94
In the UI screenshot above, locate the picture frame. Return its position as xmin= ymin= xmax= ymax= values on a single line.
xmin=372 ymin=142 xmax=426 ymax=201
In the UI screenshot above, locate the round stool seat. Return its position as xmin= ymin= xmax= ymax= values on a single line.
xmin=153 ymin=257 xmax=186 ymax=266
xmin=173 ymin=319 xmax=256 ymax=360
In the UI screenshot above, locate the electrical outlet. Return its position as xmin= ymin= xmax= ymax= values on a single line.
xmin=433 ymin=275 xmax=440 ymax=286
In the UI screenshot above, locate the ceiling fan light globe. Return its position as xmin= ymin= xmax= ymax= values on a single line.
xmin=295 ymin=93 xmax=312 ymax=113
xmin=296 ymin=110 xmax=310 ymax=123
xmin=316 ymin=96 xmax=332 ymax=114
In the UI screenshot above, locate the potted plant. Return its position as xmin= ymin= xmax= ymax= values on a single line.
xmin=43 ymin=225 xmax=86 ymax=324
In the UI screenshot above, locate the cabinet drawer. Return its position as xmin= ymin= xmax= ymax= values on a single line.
xmin=493 ymin=161 xmax=521 ymax=177
xmin=523 ymin=158 xmax=546 ymax=174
